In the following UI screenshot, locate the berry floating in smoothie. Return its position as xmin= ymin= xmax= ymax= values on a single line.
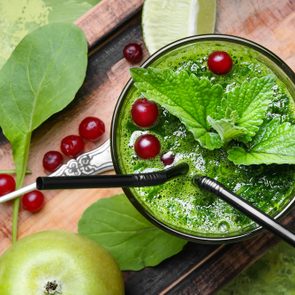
xmin=161 ymin=152 xmax=175 ymax=166
xmin=207 ymin=51 xmax=233 ymax=75
xmin=131 ymin=98 xmax=158 ymax=128
xmin=134 ymin=134 xmax=160 ymax=159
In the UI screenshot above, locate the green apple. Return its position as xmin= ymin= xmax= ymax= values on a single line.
xmin=0 ymin=231 xmax=124 ymax=295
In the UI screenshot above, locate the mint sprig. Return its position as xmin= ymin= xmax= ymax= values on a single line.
xmin=131 ymin=67 xmax=295 ymax=165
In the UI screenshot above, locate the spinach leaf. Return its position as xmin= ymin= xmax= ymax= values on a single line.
xmin=131 ymin=67 xmax=224 ymax=150
xmin=208 ymin=76 xmax=275 ymax=143
xmin=0 ymin=23 xmax=88 ymax=241
xmin=228 ymin=119 xmax=295 ymax=165
xmin=78 ymin=194 xmax=187 ymax=271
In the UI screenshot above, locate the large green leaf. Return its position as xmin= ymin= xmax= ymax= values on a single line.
xmin=0 ymin=0 xmax=93 ymax=69
xmin=228 ymin=119 xmax=295 ymax=165
xmin=131 ymin=67 xmax=224 ymax=150
xmin=0 ymin=23 xmax=88 ymax=240
xmin=78 ymin=194 xmax=187 ymax=271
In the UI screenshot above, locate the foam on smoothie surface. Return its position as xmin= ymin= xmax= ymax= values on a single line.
xmin=117 ymin=41 xmax=295 ymax=236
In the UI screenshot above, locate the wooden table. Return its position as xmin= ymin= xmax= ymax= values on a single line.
xmin=0 ymin=0 xmax=294 ymax=294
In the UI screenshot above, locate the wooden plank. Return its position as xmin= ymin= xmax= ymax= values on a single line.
xmin=124 ymin=244 xmax=221 ymax=295
xmin=0 ymin=0 xmax=294 ymax=294
xmin=216 ymin=0 xmax=295 ymax=68
xmin=75 ymin=0 xmax=143 ymax=49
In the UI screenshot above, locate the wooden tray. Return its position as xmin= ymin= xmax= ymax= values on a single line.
xmin=0 ymin=0 xmax=294 ymax=293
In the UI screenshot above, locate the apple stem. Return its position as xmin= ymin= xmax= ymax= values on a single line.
xmin=44 ymin=280 xmax=62 ymax=294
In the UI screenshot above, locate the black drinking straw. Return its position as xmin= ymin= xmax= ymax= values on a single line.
xmin=37 ymin=162 xmax=295 ymax=247
xmin=193 ymin=176 xmax=295 ymax=247
xmin=36 ymin=163 xmax=189 ymax=190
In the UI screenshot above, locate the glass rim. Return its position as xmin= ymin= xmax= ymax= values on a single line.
xmin=111 ymin=33 xmax=295 ymax=244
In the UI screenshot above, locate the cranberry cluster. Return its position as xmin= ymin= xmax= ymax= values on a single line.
xmin=43 ymin=116 xmax=105 ymax=172
xmin=131 ymin=98 xmax=174 ymax=165
xmin=0 ymin=116 xmax=105 ymax=213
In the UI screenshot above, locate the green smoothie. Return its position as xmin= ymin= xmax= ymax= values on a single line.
xmin=116 ymin=40 xmax=295 ymax=237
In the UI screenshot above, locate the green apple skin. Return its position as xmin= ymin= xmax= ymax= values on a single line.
xmin=0 ymin=231 xmax=124 ymax=295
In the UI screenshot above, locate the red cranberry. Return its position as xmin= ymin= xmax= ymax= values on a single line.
xmin=0 ymin=174 xmax=16 ymax=196
xmin=134 ymin=134 xmax=160 ymax=159
xmin=123 ymin=43 xmax=143 ymax=64
xmin=161 ymin=152 xmax=175 ymax=166
xmin=207 ymin=51 xmax=233 ymax=75
xmin=43 ymin=151 xmax=63 ymax=172
xmin=131 ymin=98 xmax=158 ymax=128
xmin=79 ymin=116 xmax=105 ymax=141
xmin=61 ymin=135 xmax=84 ymax=158
xmin=22 ymin=190 xmax=45 ymax=213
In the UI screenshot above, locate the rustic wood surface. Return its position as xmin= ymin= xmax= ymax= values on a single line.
xmin=0 ymin=0 xmax=294 ymax=294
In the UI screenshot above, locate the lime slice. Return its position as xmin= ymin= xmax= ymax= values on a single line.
xmin=142 ymin=0 xmax=217 ymax=54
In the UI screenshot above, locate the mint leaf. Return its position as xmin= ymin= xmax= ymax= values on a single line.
xmin=228 ymin=119 xmax=295 ymax=165
xmin=78 ymin=194 xmax=187 ymax=271
xmin=131 ymin=67 xmax=223 ymax=150
xmin=207 ymin=117 xmax=248 ymax=143
xmin=210 ymin=76 xmax=275 ymax=143
xmin=0 ymin=23 xmax=88 ymax=241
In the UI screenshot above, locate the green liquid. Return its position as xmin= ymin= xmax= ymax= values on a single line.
xmin=116 ymin=41 xmax=295 ymax=237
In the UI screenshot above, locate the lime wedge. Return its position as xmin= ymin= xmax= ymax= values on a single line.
xmin=142 ymin=0 xmax=217 ymax=54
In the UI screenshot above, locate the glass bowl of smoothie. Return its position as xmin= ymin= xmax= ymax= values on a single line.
xmin=111 ymin=34 xmax=295 ymax=243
